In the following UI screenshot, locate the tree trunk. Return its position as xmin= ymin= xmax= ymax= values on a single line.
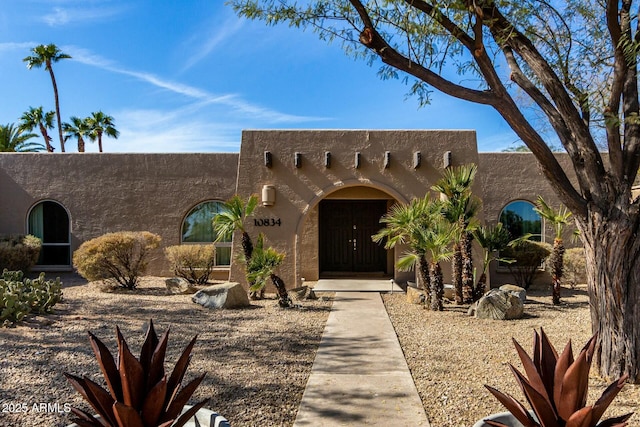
xmin=47 ymin=64 xmax=65 ymax=152
xmin=452 ymin=243 xmax=463 ymax=304
xmin=461 ymin=230 xmax=474 ymax=303
xmin=418 ymin=257 xmax=431 ymax=307
xmin=430 ymin=262 xmax=444 ymax=311
xmin=549 ymin=238 xmax=565 ymax=305
xmin=578 ymin=212 xmax=640 ymax=384
xmin=270 ymin=274 xmax=292 ymax=308
xmin=475 ymin=272 xmax=487 ymax=302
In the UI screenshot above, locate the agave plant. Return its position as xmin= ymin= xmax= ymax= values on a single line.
xmin=485 ymin=329 xmax=633 ymax=427
xmin=65 ymin=320 xmax=209 ymax=427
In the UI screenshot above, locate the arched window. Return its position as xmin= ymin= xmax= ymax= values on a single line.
xmin=181 ymin=201 xmax=231 ymax=266
xmin=499 ymin=200 xmax=542 ymax=241
xmin=28 ymin=200 xmax=71 ymax=266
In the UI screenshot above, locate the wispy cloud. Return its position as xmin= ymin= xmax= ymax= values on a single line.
xmin=67 ymin=46 xmax=328 ymax=124
xmin=0 ymin=42 xmax=38 ymax=54
xmin=181 ymin=17 xmax=245 ymax=72
xmin=40 ymin=5 xmax=126 ymax=27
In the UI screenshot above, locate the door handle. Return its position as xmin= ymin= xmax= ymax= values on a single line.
xmin=353 ymin=238 xmax=357 ymax=251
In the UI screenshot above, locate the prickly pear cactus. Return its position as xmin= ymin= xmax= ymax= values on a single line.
xmin=1 ymin=269 xmax=62 ymax=327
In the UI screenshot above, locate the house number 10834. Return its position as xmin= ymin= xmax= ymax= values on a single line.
xmin=254 ymin=218 xmax=282 ymax=227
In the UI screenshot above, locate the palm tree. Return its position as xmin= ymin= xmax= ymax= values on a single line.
xmin=62 ymin=116 xmax=90 ymax=152
xmin=534 ymin=196 xmax=572 ymax=305
xmin=23 ymin=44 xmax=71 ymax=152
xmin=0 ymin=124 xmax=44 ymax=152
xmin=373 ymin=195 xmax=438 ymax=301
xmin=19 ymin=106 xmax=56 ymax=152
xmin=86 ymin=111 xmax=119 ymax=152
xmin=421 ymin=217 xmax=457 ymax=311
xmin=432 ymin=164 xmax=480 ymax=304
xmin=246 ymin=233 xmax=292 ymax=308
xmin=472 ymin=222 xmax=514 ymax=301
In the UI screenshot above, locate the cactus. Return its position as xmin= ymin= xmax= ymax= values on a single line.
xmin=0 ymin=269 xmax=62 ymax=326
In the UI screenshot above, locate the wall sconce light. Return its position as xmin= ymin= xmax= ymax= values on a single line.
xmin=294 ymin=152 xmax=302 ymax=168
xmin=325 ymin=151 xmax=331 ymax=168
xmin=262 ymin=184 xmax=276 ymax=206
xmin=264 ymin=151 xmax=273 ymax=168
xmin=413 ymin=151 xmax=421 ymax=169
xmin=443 ymin=150 xmax=452 ymax=169
xmin=383 ymin=151 xmax=391 ymax=169
xmin=354 ymin=152 xmax=361 ymax=169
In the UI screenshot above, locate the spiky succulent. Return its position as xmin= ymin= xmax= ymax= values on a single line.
xmin=65 ymin=320 xmax=208 ymax=427
xmin=485 ymin=329 xmax=633 ymax=427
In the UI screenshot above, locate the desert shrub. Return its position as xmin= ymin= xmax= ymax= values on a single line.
xmin=563 ymin=247 xmax=586 ymax=288
xmin=73 ymin=231 xmax=161 ymax=289
xmin=164 ymin=244 xmax=216 ymax=285
xmin=501 ymin=240 xmax=551 ymax=289
xmin=1 ymin=269 xmax=63 ymax=327
xmin=0 ymin=235 xmax=41 ymax=272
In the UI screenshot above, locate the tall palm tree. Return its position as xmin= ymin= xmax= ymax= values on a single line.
xmin=62 ymin=116 xmax=90 ymax=152
xmin=19 ymin=106 xmax=56 ymax=152
xmin=373 ymin=194 xmax=438 ymax=301
xmin=246 ymin=233 xmax=292 ymax=308
xmin=23 ymin=44 xmax=71 ymax=152
xmin=420 ymin=217 xmax=457 ymax=311
xmin=0 ymin=123 xmax=43 ymax=152
xmin=432 ymin=164 xmax=480 ymax=304
xmin=472 ymin=222 xmax=514 ymax=301
xmin=86 ymin=111 xmax=119 ymax=152
xmin=534 ymin=196 xmax=572 ymax=305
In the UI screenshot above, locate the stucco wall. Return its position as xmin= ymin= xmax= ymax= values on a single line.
xmin=0 ymin=153 xmax=238 ymax=276
xmin=233 ymin=129 xmax=483 ymax=288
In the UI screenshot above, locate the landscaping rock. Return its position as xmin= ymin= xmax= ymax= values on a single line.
xmin=467 ymin=302 xmax=477 ymax=317
xmin=475 ymin=289 xmax=524 ymax=320
xmin=192 ymin=282 xmax=250 ymax=309
xmin=406 ymin=286 xmax=426 ymax=304
xmin=166 ymin=277 xmax=197 ymax=295
xmin=443 ymin=284 xmax=455 ymax=301
xmin=499 ymin=284 xmax=527 ymax=303
xmin=290 ymin=286 xmax=317 ymax=301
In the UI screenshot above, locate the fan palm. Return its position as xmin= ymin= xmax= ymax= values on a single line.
xmin=472 ymin=222 xmax=514 ymax=301
xmin=0 ymin=123 xmax=44 ymax=152
xmin=87 ymin=111 xmax=119 ymax=152
xmin=63 ymin=116 xmax=90 ymax=152
xmin=534 ymin=196 xmax=573 ymax=305
xmin=19 ymin=106 xmax=56 ymax=152
xmin=419 ymin=218 xmax=457 ymax=311
xmin=23 ymin=44 xmax=71 ymax=152
xmin=246 ymin=233 xmax=292 ymax=307
xmin=432 ymin=164 xmax=480 ymax=304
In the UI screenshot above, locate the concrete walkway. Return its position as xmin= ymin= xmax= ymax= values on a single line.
xmin=294 ymin=291 xmax=430 ymax=426
xmin=312 ymin=278 xmax=404 ymax=293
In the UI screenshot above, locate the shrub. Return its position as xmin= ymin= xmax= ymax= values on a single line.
xmin=501 ymin=240 xmax=551 ymax=289
xmin=563 ymin=247 xmax=586 ymax=288
xmin=165 ymin=244 xmax=216 ymax=285
xmin=0 ymin=269 xmax=63 ymax=327
xmin=0 ymin=235 xmax=41 ymax=272
xmin=73 ymin=231 xmax=161 ymax=289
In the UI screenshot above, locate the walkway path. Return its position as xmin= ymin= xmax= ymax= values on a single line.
xmin=293 ymin=291 xmax=430 ymax=426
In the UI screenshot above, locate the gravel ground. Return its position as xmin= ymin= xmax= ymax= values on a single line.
xmin=0 ymin=274 xmax=332 ymax=427
xmin=383 ymin=285 xmax=640 ymax=427
xmin=1 ymin=275 xmax=638 ymax=427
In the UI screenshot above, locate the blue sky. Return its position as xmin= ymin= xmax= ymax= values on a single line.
xmin=0 ymin=0 xmax=522 ymax=153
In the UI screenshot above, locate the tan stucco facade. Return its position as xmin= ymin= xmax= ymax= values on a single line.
xmin=0 ymin=130 xmax=575 ymax=289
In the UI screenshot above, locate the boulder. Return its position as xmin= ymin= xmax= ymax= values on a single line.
xmin=499 ymin=284 xmax=527 ymax=303
xmin=475 ymin=289 xmax=524 ymax=320
xmin=166 ymin=277 xmax=197 ymax=295
xmin=192 ymin=282 xmax=250 ymax=309
xmin=406 ymin=285 xmax=426 ymax=304
xmin=290 ymin=286 xmax=317 ymax=301
xmin=467 ymin=301 xmax=477 ymax=317
xmin=443 ymin=284 xmax=455 ymax=301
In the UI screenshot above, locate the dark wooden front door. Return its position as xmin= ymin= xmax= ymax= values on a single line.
xmin=319 ymin=200 xmax=388 ymax=273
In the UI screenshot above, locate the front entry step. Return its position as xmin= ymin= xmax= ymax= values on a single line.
xmin=313 ymin=279 xmax=404 ymax=292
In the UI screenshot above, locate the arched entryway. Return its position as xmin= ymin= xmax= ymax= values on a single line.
xmin=27 ymin=200 xmax=71 ymax=267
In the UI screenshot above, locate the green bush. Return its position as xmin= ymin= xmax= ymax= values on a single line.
xmin=73 ymin=231 xmax=161 ymax=289
xmin=563 ymin=247 xmax=586 ymax=288
xmin=0 ymin=235 xmax=41 ymax=272
xmin=501 ymin=240 xmax=551 ymax=289
xmin=164 ymin=244 xmax=216 ymax=285
xmin=1 ymin=269 xmax=62 ymax=327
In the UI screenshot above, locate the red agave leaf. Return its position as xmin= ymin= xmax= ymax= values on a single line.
xmin=167 ymin=335 xmax=198 ymax=397
xmin=557 ymin=346 xmax=591 ymax=420
xmin=565 ymin=406 xmax=593 ymax=427
xmin=484 ymin=385 xmax=539 ymax=427
xmin=64 ymin=373 xmax=112 ymax=425
xmin=591 ymin=374 xmax=629 ymax=424
xmin=554 ymin=339 xmax=574 ymax=411
xmin=83 ymin=376 xmax=120 ymax=426
xmin=118 ymin=332 xmax=145 ymax=410
xmin=510 ymin=365 xmax=558 ymax=427
xmin=171 ymin=398 xmax=210 ymax=427
xmin=596 ymin=413 xmax=634 ymax=427
xmin=69 ymin=407 xmax=107 ymax=427
xmin=88 ymin=331 xmax=123 ymax=401
xmin=538 ymin=329 xmax=559 ymax=400
xmin=113 ymin=402 xmax=144 ymax=427
xmin=162 ymin=373 xmax=207 ymax=423
xmin=139 ymin=319 xmax=159 ymax=376
xmin=141 ymin=375 xmax=168 ymax=427
xmin=513 ymin=338 xmax=552 ymax=405
xmin=147 ymin=327 xmax=169 ymax=393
